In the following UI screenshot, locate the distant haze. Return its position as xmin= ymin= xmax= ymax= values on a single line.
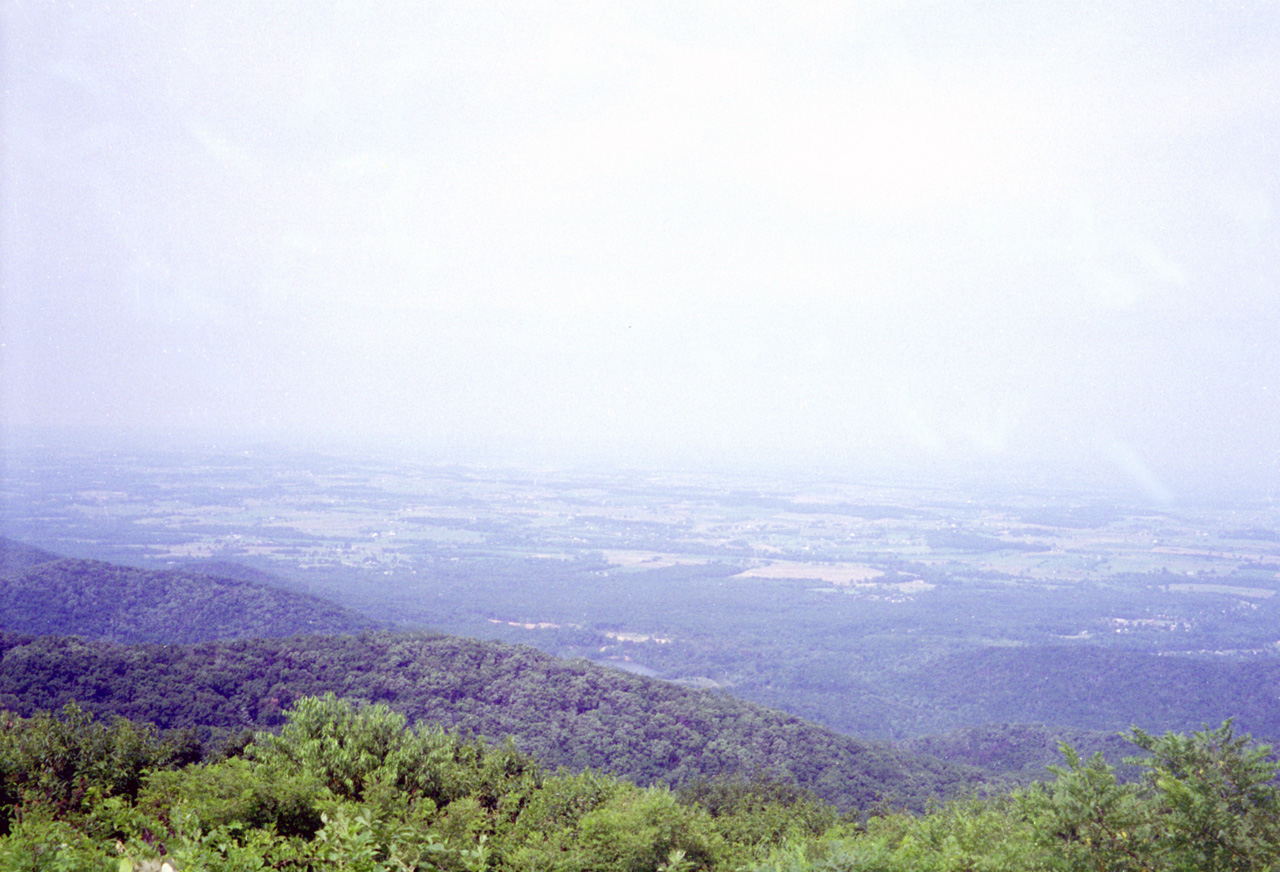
xmin=3 ymin=2 xmax=1278 ymax=499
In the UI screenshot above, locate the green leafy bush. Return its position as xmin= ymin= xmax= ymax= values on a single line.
xmin=3 ymin=695 xmax=1278 ymax=872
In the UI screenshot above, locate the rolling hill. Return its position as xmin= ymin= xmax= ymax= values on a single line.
xmin=0 ymin=536 xmax=377 ymax=643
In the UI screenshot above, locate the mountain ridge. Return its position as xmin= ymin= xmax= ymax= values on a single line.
xmin=0 ymin=536 xmax=377 ymax=643
xmin=0 ymin=629 xmax=990 ymax=811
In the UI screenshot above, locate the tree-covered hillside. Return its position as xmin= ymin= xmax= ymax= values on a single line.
xmin=0 ymin=537 xmax=60 ymax=577
xmin=881 ymin=644 xmax=1280 ymax=740
xmin=0 ymin=631 xmax=985 ymax=812
xmin=0 ymin=537 xmax=376 ymax=643
xmin=898 ymin=723 xmax=1141 ymax=783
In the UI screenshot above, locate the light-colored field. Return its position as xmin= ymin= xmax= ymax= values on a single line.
xmin=735 ymin=562 xmax=884 ymax=585
xmin=488 ymin=619 xmax=567 ymax=630
xmin=601 ymin=550 xmax=712 ymax=569
xmin=156 ymin=542 xmax=219 ymax=557
xmin=604 ymin=630 xmax=672 ymax=644
xmin=891 ymin=579 xmax=936 ymax=593
xmin=1164 ymin=583 xmax=1275 ymax=599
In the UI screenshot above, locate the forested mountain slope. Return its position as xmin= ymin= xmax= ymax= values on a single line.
xmin=0 ymin=537 xmax=377 ymax=643
xmin=0 ymin=631 xmax=986 ymax=811
xmin=898 ymin=723 xmax=1141 ymax=782
xmin=883 ymin=645 xmax=1280 ymax=741
xmin=0 ymin=536 xmax=60 ymax=577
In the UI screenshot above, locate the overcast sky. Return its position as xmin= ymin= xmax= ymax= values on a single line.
xmin=3 ymin=1 xmax=1278 ymax=498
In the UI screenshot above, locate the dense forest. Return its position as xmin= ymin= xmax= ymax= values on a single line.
xmin=0 ymin=631 xmax=986 ymax=813
xmin=2 ymin=696 xmax=1277 ymax=871
xmin=877 ymin=644 xmax=1280 ymax=739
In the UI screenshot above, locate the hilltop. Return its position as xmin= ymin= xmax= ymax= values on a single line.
xmin=0 ymin=536 xmax=377 ymax=643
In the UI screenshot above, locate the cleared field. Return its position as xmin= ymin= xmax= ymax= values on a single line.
xmin=734 ymin=562 xmax=884 ymax=584
xmin=1164 ymin=583 xmax=1275 ymax=598
xmin=601 ymin=550 xmax=713 ymax=569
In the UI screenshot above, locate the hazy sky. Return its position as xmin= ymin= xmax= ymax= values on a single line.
xmin=3 ymin=1 xmax=1279 ymax=497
